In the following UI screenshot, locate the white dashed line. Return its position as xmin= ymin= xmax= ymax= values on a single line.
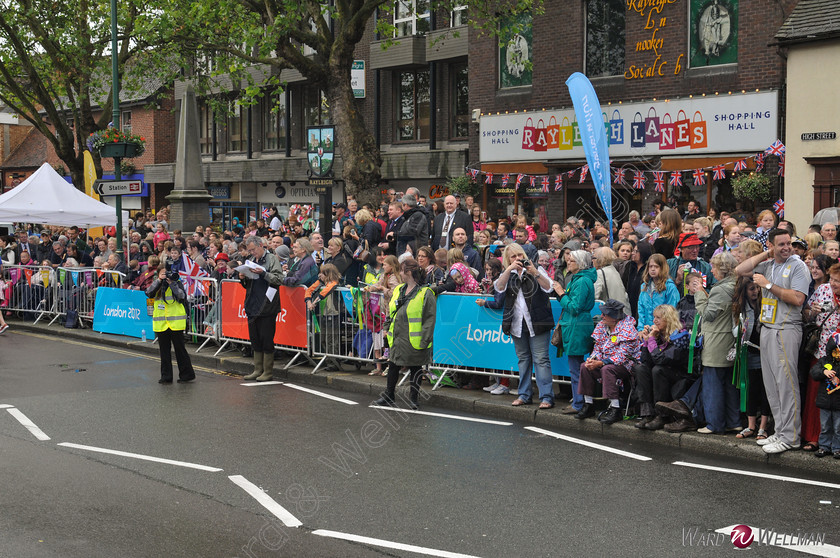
xmin=57 ymin=442 xmax=223 ymax=472
xmin=283 ymin=383 xmax=358 ymax=405
xmin=6 ymin=408 xmax=50 ymax=441
xmin=229 ymin=475 xmax=303 ymax=528
xmin=370 ymin=405 xmax=512 ymax=425
xmin=525 ymin=426 xmax=652 ymax=461
xmin=241 ymin=381 xmax=284 ymax=386
xmin=312 ymin=529 xmax=483 ymax=558
xmin=673 ymin=461 xmax=840 ymax=490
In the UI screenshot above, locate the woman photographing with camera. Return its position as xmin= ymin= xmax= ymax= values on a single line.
xmin=145 ymin=264 xmax=195 ymax=384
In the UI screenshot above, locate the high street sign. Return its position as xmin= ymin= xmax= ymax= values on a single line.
xmin=94 ymin=179 xmax=142 ymax=196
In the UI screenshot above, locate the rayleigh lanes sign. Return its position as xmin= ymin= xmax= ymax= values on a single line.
xmin=479 ymin=90 xmax=778 ymax=162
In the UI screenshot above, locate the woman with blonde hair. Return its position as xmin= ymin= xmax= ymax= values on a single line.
xmin=734 ymin=238 xmax=762 ymax=264
xmin=637 ymin=254 xmax=680 ymax=332
xmin=633 ymin=304 xmax=692 ymax=430
xmin=804 ymin=232 xmax=824 ymax=253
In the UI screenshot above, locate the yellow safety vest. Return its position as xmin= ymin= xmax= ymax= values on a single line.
xmin=363 ymin=265 xmax=382 ymax=286
xmin=152 ymin=286 xmax=188 ymax=332
xmin=386 ymin=284 xmax=431 ymax=350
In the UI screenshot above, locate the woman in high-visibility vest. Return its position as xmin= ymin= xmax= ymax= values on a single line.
xmin=372 ymin=258 xmax=435 ymax=410
xmin=145 ymin=264 xmax=195 ymax=384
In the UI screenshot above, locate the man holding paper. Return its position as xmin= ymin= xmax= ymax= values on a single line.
xmin=240 ymin=236 xmax=285 ymax=381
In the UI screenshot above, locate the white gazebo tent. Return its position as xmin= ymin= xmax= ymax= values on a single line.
xmin=0 ymin=162 xmax=126 ymax=227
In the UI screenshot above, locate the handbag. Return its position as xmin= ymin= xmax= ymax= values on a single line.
xmin=550 ymin=320 xmax=563 ymax=348
xmin=354 ymin=240 xmax=371 ymax=263
xmin=803 ymin=306 xmax=839 ymax=356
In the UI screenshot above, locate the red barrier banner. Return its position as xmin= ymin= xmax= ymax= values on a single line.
xmin=220 ymin=281 xmax=307 ymax=349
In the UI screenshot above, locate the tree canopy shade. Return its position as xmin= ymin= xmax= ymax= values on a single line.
xmin=0 ymin=0 xmax=166 ymax=189
xmin=162 ymin=0 xmax=542 ymax=195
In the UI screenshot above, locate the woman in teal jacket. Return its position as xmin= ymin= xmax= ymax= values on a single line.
xmin=637 ymin=253 xmax=681 ymax=332
xmin=553 ymin=249 xmax=597 ymax=414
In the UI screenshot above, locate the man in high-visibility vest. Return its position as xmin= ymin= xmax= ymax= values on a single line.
xmin=146 ymin=265 xmax=195 ymax=383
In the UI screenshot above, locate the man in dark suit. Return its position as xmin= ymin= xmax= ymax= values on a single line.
xmin=432 ymin=195 xmax=472 ymax=250
xmin=379 ymin=201 xmax=404 ymax=256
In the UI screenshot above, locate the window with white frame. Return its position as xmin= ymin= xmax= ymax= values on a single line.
xmin=121 ymin=111 xmax=132 ymax=134
xmin=394 ymin=0 xmax=430 ymax=37
xmin=451 ymin=5 xmax=467 ymax=27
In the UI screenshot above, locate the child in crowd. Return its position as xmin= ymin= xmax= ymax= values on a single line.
xmin=810 ymin=333 xmax=840 ymax=458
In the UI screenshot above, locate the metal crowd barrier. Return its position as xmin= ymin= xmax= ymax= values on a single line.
xmin=0 ymin=264 xmax=56 ymax=324
xmin=48 ymin=267 xmax=125 ymax=328
xmin=310 ymin=286 xmax=380 ymax=374
xmin=183 ymin=276 xmax=221 ymax=353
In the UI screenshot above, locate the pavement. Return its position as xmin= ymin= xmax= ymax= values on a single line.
xmin=7 ymin=317 xmax=840 ymax=480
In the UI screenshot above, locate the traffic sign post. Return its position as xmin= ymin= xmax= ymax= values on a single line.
xmin=94 ymin=179 xmax=142 ymax=196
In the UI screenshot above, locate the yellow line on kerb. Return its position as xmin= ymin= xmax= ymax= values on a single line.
xmin=13 ymin=330 xmax=228 ymax=376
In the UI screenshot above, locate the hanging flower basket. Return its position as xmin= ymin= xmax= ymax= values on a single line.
xmin=731 ymin=172 xmax=771 ymax=201
xmin=87 ymin=127 xmax=146 ymax=158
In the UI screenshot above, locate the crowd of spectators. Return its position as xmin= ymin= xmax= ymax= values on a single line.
xmin=4 ymin=192 xmax=840 ymax=457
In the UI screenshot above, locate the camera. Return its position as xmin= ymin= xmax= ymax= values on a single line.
xmin=164 ymin=260 xmax=180 ymax=282
xmin=521 ymin=257 xmax=532 ymax=268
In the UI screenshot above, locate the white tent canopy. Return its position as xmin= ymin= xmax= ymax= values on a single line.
xmin=0 ymin=162 xmax=126 ymax=227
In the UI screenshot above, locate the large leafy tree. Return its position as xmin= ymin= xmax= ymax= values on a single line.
xmin=164 ymin=0 xmax=540 ymax=196
xmin=0 ymin=0 xmax=161 ymax=188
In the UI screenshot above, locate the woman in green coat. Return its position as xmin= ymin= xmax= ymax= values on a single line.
xmin=552 ymin=249 xmax=597 ymax=414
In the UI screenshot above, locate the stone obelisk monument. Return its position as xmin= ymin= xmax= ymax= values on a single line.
xmin=167 ymin=84 xmax=211 ymax=231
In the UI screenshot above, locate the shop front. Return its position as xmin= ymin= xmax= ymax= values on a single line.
xmin=477 ymin=90 xmax=781 ymax=228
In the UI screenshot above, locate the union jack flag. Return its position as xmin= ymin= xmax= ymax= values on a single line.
xmin=692 ymin=168 xmax=706 ymax=186
xmin=468 ymin=168 xmax=479 ymax=180
xmin=712 ymin=165 xmax=726 ymax=181
xmin=755 ymin=153 xmax=765 ymax=172
xmin=180 ymin=253 xmax=209 ymax=297
xmin=567 ymin=170 xmax=575 ymax=179
xmin=614 ymin=167 xmax=627 ymax=186
xmin=778 ymin=154 xmax=785 ymax=177
xmin=484 ymin=172 xmax=494 ymax=184
xmin=261 ymin=207 xmax=271 ymax=219
xmin=515 ymin=174 xmax=525 ymax=190
xmin=669 ymin=171 xmax=683 ymax=188
xmin=766 ymin=140 xmax=786 ymax=157
xmin=541 ymin=176 xmax=550 ymax=193
xmin=554 ymin=174 xmax=563 ymax=191
xmin=773 ymin=198 xmax=785 ymax=218
xmin=501 ymin=173 xmax=510 ymax=187
xmin=579 ymin=164 xmax=589 ymax=183
xmin=633 ymin=171 xmax=646 ymax=190
xmin=653 ymin=171 xmax=666 ymax=193
xmin=734 ymin=158 xmax=748 ymax=172
xmin=530 ymin=175 xmax=537 ymax=187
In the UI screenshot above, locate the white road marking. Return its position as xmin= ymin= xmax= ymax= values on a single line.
xmin=228 ymin=475 xmax=302 ymax=528
xmin=284 ymin=383 xmax=358 ymax=405
xmin=6 ymin=408 xmax=50 ymax=441
xmin=673 ymin=461 xmax=840 ymax=490
xmin=312 ymin=529 xmax=483 ymax=558
xmin=57 ymin=442 xmax=223 ymax=472
xmin=241 ymin=381 xmax=284 ymax=386
xmin=370 ymin=405 xmax=512 ymax=426
xmin=716 ymin=525 xmax=840 ymax=557
xmin=0 ymin=404 xmax=14 ymax=409
xmin=525 ymin=426 xmax=652 ymax=461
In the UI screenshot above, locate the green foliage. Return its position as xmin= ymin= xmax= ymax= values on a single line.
xmin=447 ymin=175 xmax=479 ymax=197
xmin=86 ymin=128 xmax=147 ymax=157
xmin=731 ymin=172 xmax=772 ymax=201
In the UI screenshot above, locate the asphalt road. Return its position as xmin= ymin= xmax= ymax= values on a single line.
xmin=2 ymin=330 xmax=839 ymax=557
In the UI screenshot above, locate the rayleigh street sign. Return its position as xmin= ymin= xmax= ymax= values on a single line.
xmin=351 ymin=60 xmax=365 ymax=99
xmin=479 ymin=90 xmax=779 ymax=162
xmin=94 ymin=179 xmax=142 ymax=196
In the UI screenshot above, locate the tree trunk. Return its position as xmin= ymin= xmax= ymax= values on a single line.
xmin=326 ymin=62 xmax=380 ymax=197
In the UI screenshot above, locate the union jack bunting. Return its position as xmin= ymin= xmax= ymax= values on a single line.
xmin=755 ymin=153 xmax=765 ymax=172
xmin=692 ymin=168 xmax=706 ymax=186
xmin=501 ymin=173 xmax=510 ymax=187
xmin=652 ymin=171 xmax=666 ymax=193
xmin=261 ymin=207 xmax=271 ymax=219
xmin=541 ymin=176 xmax=550 ymax=192
xmin=515 ymin=174 xmax=525 ymax=190
xmin=766 ymin=140 xmax=786 ymax=157
xmin=579 ymin=164 xmax=589 ymax=183
xmin=554 ymin=174 xmax=563 ymax=191
xmin=468 ymin=169 xmax=479 ymax=180
xmin=530 ymin=175 xmax=537 ymax=187
xmin=669 ymin=171 xmax=683 ymax=188
xmin=773 ymin=198 xmax=785 ymax=218
xmin=613 ymin=167 xmax=627 ymax=186
xmin=180 ymin=253 xmax=209 ymax=297
xmin=712 ymin=165 xmax=726 ymax=181
xmin=567 ymin=170 xmax=576 ymax=179
xmin=734 ymin=158 xmax=748 ymax=172
xmin=633 ymin=171 xmax=646 ymax=190
xmin=484 ymin=172 xmax=494 ymax=184
xmin=778 ymin=154 xmax=785 ymax=177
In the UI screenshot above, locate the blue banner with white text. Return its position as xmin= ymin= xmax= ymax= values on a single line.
xmin=93 ymin=287 xmax=154 ymax=339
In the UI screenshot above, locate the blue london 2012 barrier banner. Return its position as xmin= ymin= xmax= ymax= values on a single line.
xmin=432 ymin=293 xmax=570 ymax=377
xmin=93 ymin=287 xmax=155 ymax=339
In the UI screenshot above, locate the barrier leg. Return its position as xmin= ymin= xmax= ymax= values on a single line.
xmin=397 ymin=369 xmax=411 ymax=387
xmin=311 ymin=355 xmax=328 ymax=374
xmin=284 ymin=351 xmax=304 ymax=370
xmin=196 ymin=337 xmax=213 ymax=353
xmin=432 ymin=369 xmax=451 ymax=391
xmin=213 ymin=340 xmax=230 ymax=357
